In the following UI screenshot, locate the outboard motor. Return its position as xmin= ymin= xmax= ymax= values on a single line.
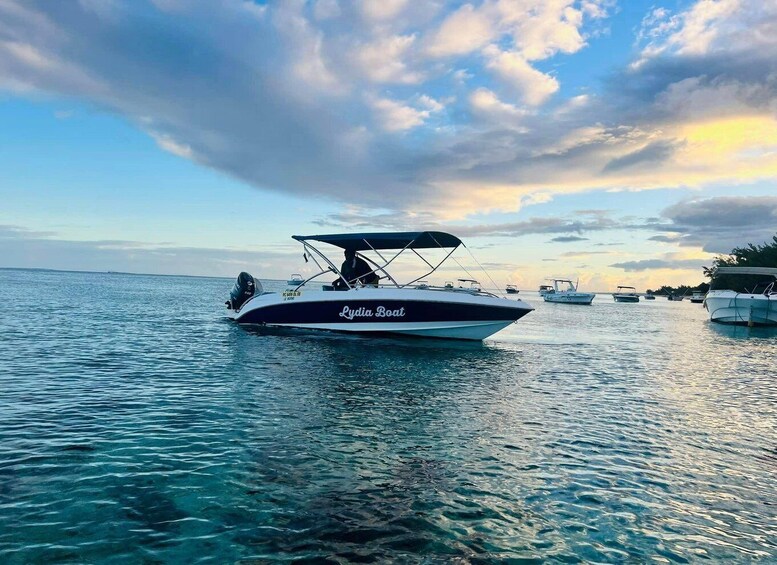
xmin=227 ymin=272 xmax=257 ymax=310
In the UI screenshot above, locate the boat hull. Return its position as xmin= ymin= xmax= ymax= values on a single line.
xmin=230 ymin=288 xmax=534 ymax=340
xmin=613 ymin=295 xmax=639 ymax=303
xmin=704 ymin=291 xmax=777 ymax=325
xmin=543 ymin=292 xmax=595 ymax=305
xmin=266 ymin=320 xmax=518 ymax=340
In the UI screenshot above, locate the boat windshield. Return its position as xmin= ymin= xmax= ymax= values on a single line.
xmin=711 ymin=277 xmax=776 ymax=293
xmin=709 ymin=267 xmax=777 ymax=293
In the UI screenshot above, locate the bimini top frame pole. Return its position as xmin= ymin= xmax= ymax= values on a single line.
xmin=402 ymin=243 xmax=459 ymax=288
xmin=298 ymin=240 xmax=352 ymax=289
xmin=549 ymin=279 xmax=575 ymax=291
xmin=291 ymin=231 xmax=464 ymax=289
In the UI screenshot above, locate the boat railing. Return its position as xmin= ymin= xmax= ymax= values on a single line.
xmin=758 ymin=281 xmax=776 ymax=295
xmin=356 ymin=281 xmax=501 ymax=298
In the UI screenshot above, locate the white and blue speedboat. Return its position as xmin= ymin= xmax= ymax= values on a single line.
xmin=226 ymin=231 xmax=534 ymax=340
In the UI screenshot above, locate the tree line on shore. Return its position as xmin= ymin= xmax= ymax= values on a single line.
xmin=647 ymin=233 xmax=777 ymax=295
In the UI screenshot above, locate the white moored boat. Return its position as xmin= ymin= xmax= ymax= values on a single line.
xmin=613 ymin=286 xmax=640 ymax=302
xmin=287 ymin=273 xmax=304 ymax=286
xmin=704 ymin=267 xmax=777 ymax=326
xmin=542 ymin=279 xmax=595 ymax=305
xmin=226 ymin=231 xmax=535 ymax=340
xmin=690 ymin=291 xmax=705 ymax=303
xmin=538 ymin=284 xmax=553 ymax=296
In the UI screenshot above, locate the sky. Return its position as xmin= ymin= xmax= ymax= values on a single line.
xmin=1 ymin=0 xmax=776 ymax=291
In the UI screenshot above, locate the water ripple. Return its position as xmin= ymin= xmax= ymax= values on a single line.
xmin=0 ymin=270 xmax=775 ymax=562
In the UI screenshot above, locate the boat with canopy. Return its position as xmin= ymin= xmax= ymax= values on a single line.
xmin=226 ymin=231 xmax=534 ymax=340
xmin=704 ymin=267 xmax=777 ymax=326
xmin=542 ymin=279 xmax=595 ymax=305
xmin=613 ymin=286 xmax=640 ymax=302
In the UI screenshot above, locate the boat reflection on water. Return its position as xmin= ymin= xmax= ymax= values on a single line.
xmin=236 ymin=322 xmax=494 ymax=351
xmin=2 ymin=268 xmax=774 ymax=563
xmin=705 ymin=319 xmax=777 ymax=340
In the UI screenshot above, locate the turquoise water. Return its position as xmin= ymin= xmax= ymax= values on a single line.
xmin=1 ymin=269 xmax=775 ymax=563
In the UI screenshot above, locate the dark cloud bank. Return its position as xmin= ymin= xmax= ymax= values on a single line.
xmin=0 ymin=1 xmax=776 ymax=214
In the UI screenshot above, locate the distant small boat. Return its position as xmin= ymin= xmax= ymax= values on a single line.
xmin=690 ymin=291 xmax=705 ymax=303
xmin=505 ymin=284 xmax=519 ymax=294
xmin=458 ymin=278 xmax=481 ymax=291
xmin=444 ymin=281 xmax=454 ymax=289
xmin=645 ymin=293 xmax=656 ymax=300
xmin=613 ymin=286 xmax=640 ymax=302
xmin=539 ymin=284 xmax=553 ymax=296
xmin=543 ymin=279 xmax=595 ymax=305
xmin=667 ymin=294 xmax=685 ymax=301
xmin=287 ymin=274 xmax=304 ymax=286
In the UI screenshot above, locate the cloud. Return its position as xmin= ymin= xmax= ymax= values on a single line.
xmin=601 ymin=140 xmax=679 ymax=174
xmin=308 ymin=195 xmax=777 ymax=264
xmin=483 ymin=46 xmax=559 ymax=106
xmin=0 ymin=224 xmax=57 ymax=239
xmin=360 ymin=0 xmax=410 ymax=22
xmin=424 ymin=4 xmax=494 ymax=58
xmin=561 ymin=250 xmax=614 ymax=258
xmin=609 ymin=258 xmax=705 ymax=272
xmin=648 ymin=234 xmax=681 ymax=243
xmin=367 ymin=95 xmax=440 ymax=132
xmin=504 ymin=1 xmax=599 ymax=61
xmin=151 ymin=133 xmax=194 ymax=159
xmin=0 ymin=0 xmax=776 ymax=221
xmin=469 ymin=88 xmax=528 ymax=124
xmin=312 ymin=206 xmax=626 ymax=245
xmin=0 ymin=224 xmax=298 ymax=277
xmin=549 ymin=235 xmax=589 ymax=243
xmin=352 ymin=34 xmax=423 ymax=84
xmin=659 ymin=196 xmax=777 ymax=252
xmin=449 ymin=216 xmax=619 ymax=238
xmin=313 ymin=0 xmax=341 ymax=20
xmin=664 ymin=196 xmax=777 ymax=229
xmin=634 ymin=0 xmax=763 ymax=62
